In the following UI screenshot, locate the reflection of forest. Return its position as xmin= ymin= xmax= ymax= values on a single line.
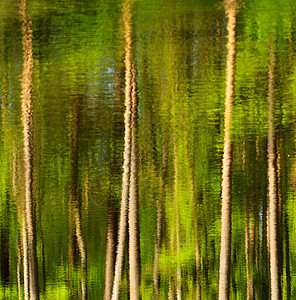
xmin=0 ymin=0 xmax=296 ymax=299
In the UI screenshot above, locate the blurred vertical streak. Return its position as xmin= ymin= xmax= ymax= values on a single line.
xmin=20 ymin=0 xmax=39 ymax=298
xmin=218 ymin=1 xmax=237 ymax=299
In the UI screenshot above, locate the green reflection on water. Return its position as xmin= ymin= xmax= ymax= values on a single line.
xmin=0 ymin=0 xmax=296 ymax=299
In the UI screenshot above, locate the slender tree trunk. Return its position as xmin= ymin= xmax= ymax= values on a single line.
xmin=168 ymin=276 xmax=174 ymax=300
xmin=20 ymin=0 xmax=39 ymax=298
xmin=284 ymin=215 xmax=291 ymax=299
xmin=218 ymin=1 xmax=237 ymax=299
xmin=243 ymin=142 xmax=254 ymax=300
xmin=104 ymin=64 xmax=124 ymax=300
xmin=267 ymin=46 xmax=281 ymax=300
xmin=17 ymin=242 xmax=22 ymax=300
xmin=104 ymin=209 xmax=118 ymax=300
xmin=34 ymin=52 xmax=46 ymax=296
xmin=245 ymin=215 xmax=254 ymax=300
xmin=12 ymin=149 xmax=24 ymax=300
xmin=68 ymin=94 xmax=88 ymax=300
xmin=74 ymin=207 xmax=87 ymax=300
xmin=173 ymin=136 xmax=181 ymax=300
xmin=153 ymin=140 xmax=168 ymax=299
xmin=191 ymin=175 xmax=201 ymax=300
xmin=111 ymin=1 xmax=134 ymax=299
xmin=22 ymin=217 xmax=29 ymax=300
xmin=68 ymin=98 xmax=78 ymax=296
xmin=128 ymin=63 xmax=140 ymax=300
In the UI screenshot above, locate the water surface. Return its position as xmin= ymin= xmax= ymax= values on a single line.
xmin=0 ymin=0 xmax=295 ymax=299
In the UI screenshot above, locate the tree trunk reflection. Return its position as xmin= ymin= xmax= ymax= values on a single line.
xmin=128 ymin=63 xmax=140 ymax=300
xmin=20 ymin=0 xmax=39 ymax=298
xmin=112 ymin=1 xmax=140 ymax=299
xmin=68 ymin=93 xmax=88 ymax=300
xmin=153 ymin=139 xmax=168 ymax=299
xmin=218 ymin=1 xmax=237 ymax=299
xmin=267 ymin=45 xmax=281 ymax=300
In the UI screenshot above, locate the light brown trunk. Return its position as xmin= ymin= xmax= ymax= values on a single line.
xmin=128 ymin=63 xmax=140 ymax=300
xmin=104 ymin=210 xmax=118 ymax=300
xmin=17 ymin=242 xmax=22 ymax=300
xmin=245 ymin=215 xmax=254 ymax=300
xmin=218 ymin=1 xmax=236 ymax=299
xmin=20 ymin=0 xmax=39 ymax=298
xmin=68 ymin=97 xmax=79 ymax=294
xmin=22 ymin=217 xmax=29 ymax=300
xmin=267 ymin=46 xmax=281 ymax=300
xmin=104 ymin=63 xmax=124 ymax=300
xmin=74 ymin=207 xmax=87 ymax=300
xmin=168 ymin=276 xmax=174 ymax=300
xmin=68 ymin=94 xmax=87 ymax=299
xmin=111 ymin=2 xmax=134 ymax=299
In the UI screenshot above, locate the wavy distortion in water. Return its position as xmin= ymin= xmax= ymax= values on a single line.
xmin=0 ymin=0 xmax=296 ymax=299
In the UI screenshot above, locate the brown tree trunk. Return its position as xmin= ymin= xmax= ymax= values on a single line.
xmin=74 ymin=207 xmax=87 ymax=300
xmin=128 ymin=63 xmax=140 ymax=300
xmin=22 ymin=217 xmax=29 ymax=300
xmin=267 ymin=46 xmax=281 ymax=300
xmin=20 ymin=0 xmax=39 ymax=298
xmin=17 ymin=242 xmax=22 ymax=300
xmin=111 ymin=1 xmax=135 ymax=299
xmin=218 ymin=1 xmax=237 ymax=299
xmin=104 ymin=64 xmax=124 ymax=300
xmin=104 ymin=209 xmax=118 ymax=300
xmin=68 ymin=94 xmax=88 ymax=300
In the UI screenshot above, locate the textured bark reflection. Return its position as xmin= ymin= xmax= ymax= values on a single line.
xmin=218 ymin=1 xmax=237 ymax=299
xmin=128 ymin=63 xmax=140 ymax=300
xmin=20 ymin=0 xmax=39 ymax=298
xmin=104 ymin=66 xmax=123 ymax=300
xmin=267 ymin=46 xmax=281 ymax=300
xmin=112 ymin=1 xmax=140 ymax=299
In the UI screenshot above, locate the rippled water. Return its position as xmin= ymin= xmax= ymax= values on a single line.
xmin=0 ymin=0 xmax=296 ymax=299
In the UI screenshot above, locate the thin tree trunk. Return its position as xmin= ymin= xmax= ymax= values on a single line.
xmin=191 ymin=175 xmax=201 ymax=300
xmin=284 ymin=215 xmax=291 ymax=299
xmin=173 ymin=136 xmax=181 ymax=300
xmin=243 ymin=143 xmax=254 ymax=300
xmin=153 ymin=140 xmax=168 ymax=299
xmin=12 ymin=149 xmax=24 ymax=300
xmin=245 ymin=215 xmax=254 ymax=300
xmin=128 ymin=63 xmax=140 ymax=300
xmin=17 ymin=242 xmax=22 ymax=300
xmin=34 ymin=52 xmax=46 ymax=296
xmin=168 ymin=276 xmax=174 ymax=300
xmin=267 ymin=46 xmax=281 ymax=300
xmin=104 ymin=209 xmax=118 ymax=300
xmin=68 ymin=98 xmax=78 ymax=296
xmin=68 ymin=94 xmax=87 ymax=300
xmin=218 ymin=1 xmax=237 ymax=299
xmin=74 ymin=207 xmax=87 ymax=300
xmin=104 ymin=64 xmax=124 ymax=300
xmin=111 ymin=1 xmax=134 ymax=299
xmin=22 ymin=217 xmax=29 ymax=300
xmin=20 ymin=0 xmax=39 ymax=298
